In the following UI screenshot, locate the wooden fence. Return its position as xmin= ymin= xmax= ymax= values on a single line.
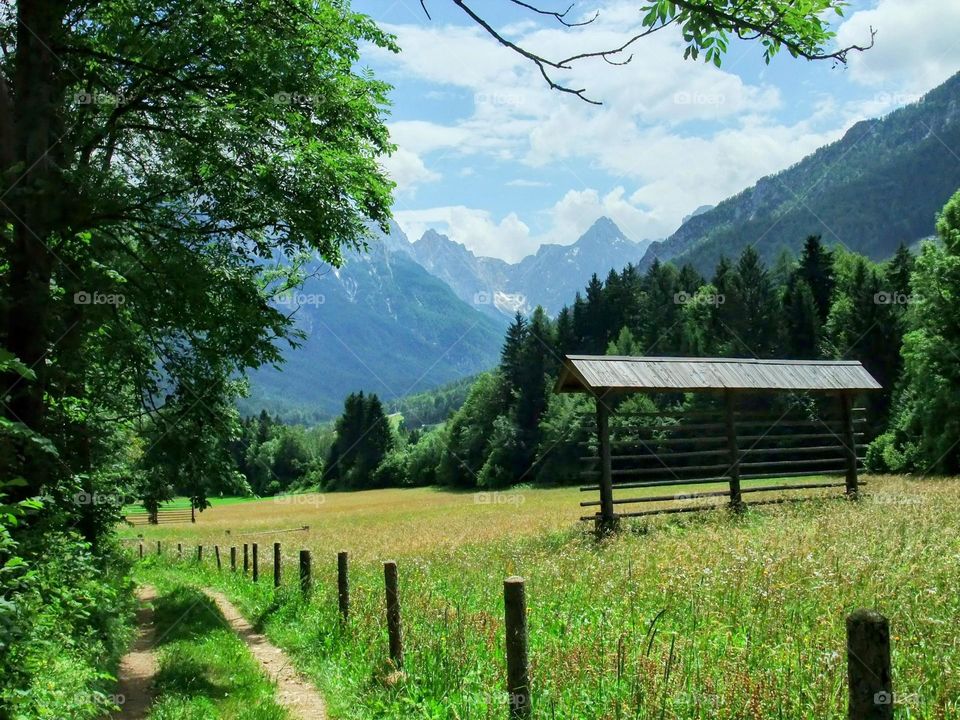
xmin=124 ymin=507 xmax=195 ymax=525
xmin=579 ymin=403 xmax=868 ymax=523
xmin=135 ymin=541 xmax=897 ymax=719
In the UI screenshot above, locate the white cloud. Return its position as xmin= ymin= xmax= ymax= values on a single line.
xmin=370 ymin=0 xmax=949 ymax=260
xmin=394 ymin=206 xmax=534 ymax=262
xmin=380 ymin=148 xmax=440 ymax=196
xmin=837 ymin=0 xmax=960 ymax=94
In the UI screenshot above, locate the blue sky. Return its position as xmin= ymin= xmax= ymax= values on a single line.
xmin=353 ymin=0 xmax=960 ymax=261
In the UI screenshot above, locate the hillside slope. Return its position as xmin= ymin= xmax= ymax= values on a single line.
xmin=244 ymin=223 xmax=504 ymax=419
xmin=641 ymin=71 xmax=960 ymax=273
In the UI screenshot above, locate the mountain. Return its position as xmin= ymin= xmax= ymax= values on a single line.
xmin=641 ymin=71 xmax=960 ymax=274
xmin=409 ymin=230 xmax=512 ymax=321
xmin=409 ymin=217 xmax=652 ymax=316
xmin=243 ymin=222 xmax=505 ymax=419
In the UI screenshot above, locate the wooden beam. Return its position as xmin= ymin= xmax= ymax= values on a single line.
xmin=725 ymin=391 xmax=742 ymax=509
xmin=596 ymin=394 xmax=616 ymax=532
xmin=840 ymin=392 xmax=860 ymax=497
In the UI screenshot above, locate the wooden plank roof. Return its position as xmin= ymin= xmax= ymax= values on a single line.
xmin=554 ymin=355 xmax=882 ymax=394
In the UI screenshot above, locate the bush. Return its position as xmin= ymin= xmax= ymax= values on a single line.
xmin=0 ymin=528 xmax=135 ymax=719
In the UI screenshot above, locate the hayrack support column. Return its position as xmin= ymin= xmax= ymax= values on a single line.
xmin=725 ymin=391 xmax=743 ymax=510
xmin=595 ymin=392 xmax=616 ymax=533
xmin=840 ymin=392 xmax=860 ymax=497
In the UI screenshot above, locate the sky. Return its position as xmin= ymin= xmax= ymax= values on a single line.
xmin=353 ymin=0 xmax=960 ymax=262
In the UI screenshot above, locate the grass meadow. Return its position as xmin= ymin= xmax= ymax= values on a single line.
xmin=128 ymin=477 xmax=960 ymax=719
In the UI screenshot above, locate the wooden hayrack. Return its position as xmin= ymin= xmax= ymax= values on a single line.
xmin=554 ymin=356 xmax=882 ymax=532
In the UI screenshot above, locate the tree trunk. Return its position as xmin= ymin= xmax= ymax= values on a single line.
xmin=2 ymin=1 xmax=69 ymax=502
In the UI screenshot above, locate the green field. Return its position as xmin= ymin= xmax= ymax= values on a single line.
xmin=131 ymin=476 xmax=960 ymax=719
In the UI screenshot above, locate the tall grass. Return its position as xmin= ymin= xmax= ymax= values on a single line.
xmin=134 ymin=477 xmax=960 ymax=719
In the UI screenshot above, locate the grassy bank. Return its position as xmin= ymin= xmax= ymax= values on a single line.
xmin=133 ymin=477 xmax=960 ymax=719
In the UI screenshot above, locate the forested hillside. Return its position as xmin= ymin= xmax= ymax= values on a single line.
xmin=244 ymin=222 xmax=504 ymax=418
xmin=642 ymin=71 xmax=960 ymax=273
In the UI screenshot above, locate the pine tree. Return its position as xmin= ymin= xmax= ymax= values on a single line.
xmin=781 ymin=277 xmax=821 ymax=359
xmin=555 ymin=306 xmax=576 ymax=357
xmin=796 ymin=235 xmax=835 ymax=322
xmin=720 ymin=247 xmax=780 ymax=357
xmin=500 ymin=312 xmax=528 ymax=395
xmin=582 ymin=274 xmax=608 ymax=353
xmin=886 ymin=243 xmax=914 ymax=299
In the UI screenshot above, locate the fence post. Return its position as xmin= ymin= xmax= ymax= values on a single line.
xmin=847 ymin=609 xmax=893 ymax=720
xmin=196 ymin=545 xmax=202 ymax=562
xmin=504 ymin=576 xmax=531 ymax=719
xmin=299 ymin=550 xmax=311 ymax=594
xmin=337 ymin=551 xmax=350 ymax=622
xmin=177 ymin=543 xmax=182 ymax=560
xmin=274 ymin=543 xmax=281 ymax=588
xmin=384 ymin=560 xmax=404 ymax=668
xmin=156 ymin=541 xmax=161 ymax=556
xmin=243 ymin=543 xmax=249 ymax=574
xmin=138 ymin=542 xmax=143 ymax=560
xmin=840 ymin=393 xmax=860 ymax=497
xmin=215 ymin=545 xmax=222 ymax=570
xmin=230 ymin=546 xmax=237 ymax=572
xmin=725 ymin=391 xmax=743 ymax=509
xmin=595 ymin=395 xmax=616 ymax=534
xmin=252 ymin=543 xmax=259 ymax=582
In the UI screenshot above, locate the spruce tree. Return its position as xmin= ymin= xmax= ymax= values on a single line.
xmin=781 ymin=277 xmax=821 ymax=359
xmin=797 ymin=235 xmax=835 ymax=322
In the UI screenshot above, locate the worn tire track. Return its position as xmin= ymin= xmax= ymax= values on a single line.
xmin=202 ymin=588 xmax=327 ymax=720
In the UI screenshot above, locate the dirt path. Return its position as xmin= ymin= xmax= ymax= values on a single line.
xmin=113 ymin=585 xmax=158 ymax=719
xmin=203 ymin=589 xmax=327 ymax=720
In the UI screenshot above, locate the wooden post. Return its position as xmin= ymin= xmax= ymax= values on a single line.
xmin=337 ymin=551 xmax=350 ymax=622
xmin=273 ymin=542 xmax=281 ymax=588
xmin=595 ymin=394 xmax=616 ymax=533
xmin=840 ymin=393 xmax=860 ymax=497
xmin=156 ymin=541 xmax=161 ymax=556
xmin=191 ymin=499 xmax=195 ymax=523
xmin=177 ymin=542 xmax=182 ymax=560
xmin=384 ymin=560 xmax=403 ymax=668
xmin=215 ymin=545 xmax=222 ymax=570
xmin=230 ymin=546 xmax=237 ymax=572
xmin=252 ymin=543 xmax=259 ymax=582
xmin=725 ymin=391 xmax=743 ymax=509
xmin=847 ymin=609 xmax=893 ymax=719
xmin=243 ymin=543 xmax=249 ymax=574
xmin=504 ymin=576 xmax=531 ymax=719
xmin=138 ymin=542 xmax=143 ymax=560
xmin=196 ymin=545 xmax=202 ymax=562
xmin=299 ymin=550 xmax=311 ymax=594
